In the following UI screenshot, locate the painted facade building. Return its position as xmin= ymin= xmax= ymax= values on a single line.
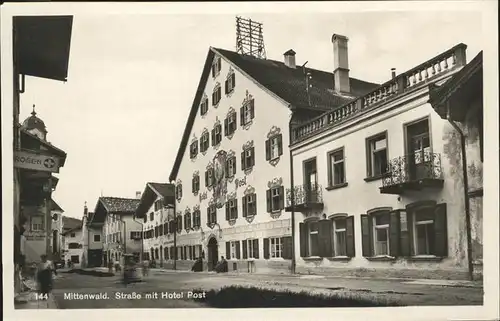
xmin=168 ymin=37 xmax=378 ymax=272
xmin=60 ymin=216 xmax=82 ymax=262
xmin=429 ymin=51 xmax=483 ymax=279
xmin=134 ymin=183 xmax=175 ymax=265
xmin=287 ymin=41 xmax=478 ymax=280
xmin=62 ymin=226 xmax=83 ymax=267
xmin=88 ymin=196 xmax=142 ymax=266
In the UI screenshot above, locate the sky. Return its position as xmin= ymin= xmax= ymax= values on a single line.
xmin=5 ymin=8 xmax=486 ymax=219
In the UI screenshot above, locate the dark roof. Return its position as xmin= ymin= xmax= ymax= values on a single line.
xmin=429 ymin=51 xmax=483 ymax=119
xmin=99 ymin=197 xmax=141 ymax=213
xmin=61 ymin=226 xmax=82 ymax=236
xmin=20 ymin=127 xmax=67 ymax=166
xmin=168 ymin=47 xmax=379 ymax=181
xmin=62 ymin=216 xmax=82 ymax=230
xmin=135 ymin=183 xmax=175 ymax=218
xmin=22 ymin=109 xmax=47 ymax=133
xmin=50 ymin=199 xmax=64 ymax=212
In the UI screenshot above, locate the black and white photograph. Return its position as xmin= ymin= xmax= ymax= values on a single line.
xmin=1 ymin=1 xmax=498 ymax=320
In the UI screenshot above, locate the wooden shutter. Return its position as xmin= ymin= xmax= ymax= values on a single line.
xmin=231 ymin=73 xmax=236 ymax=89
xmin=241 ymin=151 xmax=246 ymax=170
xmin=346 ymin=216 xmax=355 ymax=257
xmin=224 ymin=79 xmax=228 ymax=95
xmin=217 ymin=87 xmax=221 ymax=103
xmin=226 ymin=242 xmax=231 ymax=259
xmin=240 ymin=106 xmax=245 ymax=125
xmin=211 ymin=129 xmax=215 ymax=146
xmin=266 ymin=189 xmax=272 ymax=213
xmin=242 ymin=241 xmax=248 ymax=259
xmin=277 ymin=134 xmax=283 ymax=156
xmin=318 ymin=219 xmax=333 ymax=257
xmin=407 ymin=210 xmax=415 ymax=256
xmin=236 ymin=241 xmax=241 ymax=259
xmin=217 ymin=57 xmax=221 ymax=71
xmin=224 ymin=118 xmax=228 ymax=136
xmin=211 ymin=64 xmax=215 ymax=77
xmin=265 ymin=139 xmax=271 ymax=160
xmin=205 ymin=171 xmax=208 ymax=187
xmin=299 ymin=223 xmax=308 ymax=257
xmin=212 ymin=91 xmax=216 ymax=106
xmin=253 ymin=239 xmax=259 ymax=259
xmin=279 ymin=186 xmax=285 ymax=210
xmin=234 ymin=199 xmax=238 ymax=218
xmin=225 ymin=202 xmax=230 ymax=221
xmin=434 ymin=203 xmax=448 ymax=257
xmin=263 ymin=238 xmax=270 ymax=259
xmin=206 ymin=207 xmax=210 ymax=225
xmin=250 ymin=99 xmax=255 ymax=119
xmin=250 ymin=147 xmax=255 ymax=166
xmin=253 ymin=194 xmax=257 ymax=216
xmin=361 ymin=214 xmax=372 ymax=257
xmin=242 ymin=196 xmax=247 ymax=217
xmin=232 ymin=156 xmax=237 ymax=175
xmin=225 ymin=159 xmax=229 ymax=176
xmin=198 ymin=245 xmax=203 ymax=259
xmin=389 ymin=211 xmax=401 ymax=257
xmin=192 ymin=177 xmax=195 ymax=193
xmin=283 ymin=236 xmax=293 ymax=259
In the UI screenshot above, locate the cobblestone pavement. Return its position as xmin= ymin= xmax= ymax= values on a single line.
xmin=52 ymin=269 xmax=483 ymax=308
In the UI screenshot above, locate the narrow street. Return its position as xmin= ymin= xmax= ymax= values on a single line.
xmin=52 ymin=269 xmax=484 ymax=308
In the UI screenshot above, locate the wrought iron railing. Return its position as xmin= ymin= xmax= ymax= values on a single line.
xmin=382 ymin=152 xmax=443 ymax=188
xmin=291 ymin=44 xmax=467 ymax=144
xmin=286 ymin=183 xmax=323 ymax=208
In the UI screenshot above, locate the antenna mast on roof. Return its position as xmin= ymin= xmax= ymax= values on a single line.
xmin=236 ymin=16 xmax=267 ymax=59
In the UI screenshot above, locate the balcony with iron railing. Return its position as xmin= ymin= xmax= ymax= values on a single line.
xmin=291 ymin=44 xmax=467 ymax=145
xmin=380 ymin=151 xmax=444 ymax=195
xmin=285 ymin=183 xmax=324 ymax=212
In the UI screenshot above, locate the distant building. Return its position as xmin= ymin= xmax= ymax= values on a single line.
xmin=133 ymin=183 xmax=175 ymax=265
xmin=49 ymin=199 xmax=64 ymax=261
xmin=88 ymin=196 xmax=141 ymax=266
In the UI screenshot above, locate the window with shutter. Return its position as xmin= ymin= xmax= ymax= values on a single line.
xmin=266 ymin=189 xmax=272 ymax=213
xmin=242 ymin=148 xmax=254 ymax=170
xmin=241 ymin=99 xmax=255 ymax=126
xmin=235 ymin=241 xmax=241 ymax=259
xmin=332 ymin=217 xmax=347 ymax=257
xmin=269 ymin=237 xmax=283 ymax=258
xmin=360 ymin=214 xmax=372 ymax=257
xmin=318 ymin=219 xmax=333 ymax=258
xmin=389 ymin=211 xmax=401 ymax=257
xmin=269 ymin=187 xmax=283 ymax=212
xmin=226 ymin=242 xmax=231 ymax=259
xmin=252 ymin=239 xmax=259 ymax=259
xmin=282 ymin=236 xmax=293 ymax=259
xmin=242 ymin=240 xmax=248 ymax=259
xmin=372 ymin=211 xmax=391 ymax=256
xmin=263 ymin=238 xmax=270 ymax=259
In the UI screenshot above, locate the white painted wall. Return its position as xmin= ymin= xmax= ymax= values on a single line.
xmin=63 ymin=229 xmax=83 ymax=267
xmin=142 ymin=194 xmax=172 ymax=261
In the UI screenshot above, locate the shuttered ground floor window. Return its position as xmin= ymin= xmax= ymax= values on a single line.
xmin=224 ymin=237 xmax=292 ymax=260
xmin=242 ymin=239 xmax=259 ymax=259
xmin=299 ymin=217 xmax=355 ymax=258
xmin=361 ymin=202 xmax=448 ymax=258
xmin=264 ymin=236 xmax=292 ymax=259
xmin=226 ymin=241 xmax=241 ymax=260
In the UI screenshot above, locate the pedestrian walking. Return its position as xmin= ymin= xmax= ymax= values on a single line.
xmin=36 ymin=254 xmax=57 ymax=300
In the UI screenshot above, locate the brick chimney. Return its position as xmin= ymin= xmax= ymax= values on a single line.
xmin=136 ymin=191 xmax=141 ymax=199
xmin=283 ymin=49 xmax=296 ymax=68
xmin=332 ymin=34 xmax=350 ymax=94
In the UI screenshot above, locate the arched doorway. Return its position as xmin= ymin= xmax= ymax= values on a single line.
xmin=207 ymin=237 xmax=218 ymax=271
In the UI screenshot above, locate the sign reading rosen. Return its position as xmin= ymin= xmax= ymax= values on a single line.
xmin=14 ymin=151 xmax=60 ymax=173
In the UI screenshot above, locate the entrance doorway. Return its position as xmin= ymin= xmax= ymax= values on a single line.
xmin=207 ymin=237 xmax=218 ymax=271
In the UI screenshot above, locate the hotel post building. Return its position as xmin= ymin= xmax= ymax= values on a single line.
xmin=168 ymin=36 xmax=378 ymax=272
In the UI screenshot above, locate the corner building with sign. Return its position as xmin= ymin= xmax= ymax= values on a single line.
xmin=287 ymin=42 xmax=483 ymax=280
xmin=168 ymin=37 xmax=379 ymax=272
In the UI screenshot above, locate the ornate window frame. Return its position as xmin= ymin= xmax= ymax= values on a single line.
xmin=205 ymin=161 xmax=214 ymax=191
xmin=226 ymin=192 xmax=238 ymax=226
xmin=207 ymin=198 xmax=217 ymax=229
xmin=240 ymin=90 xmax=255 ymax=130
xmin=212 ymin=117 xmax=223 ymax=150
xmin=200 ymin=92 xmax=209 ymax=117
xmin=192 ymin=171 xmax=200 ymax=196
xmin=192 ymin=205 xmax=201 ymax=231
xmin=226 ymin=150 xmax=237 ymax=183
xmin=225 ymin=66 xmax=236 ymax=97
xmin=266 ymin=126 xmax=283 ymax=167
xmin=267 ymin=177 xmax=284 ymax=219
xmin=224 ymin=107 xmax=238 ymax=140
xmin=190 ymin=134 xmax=198 ymax=161
xmin=242 ymin=185 xmax=257 ymax=223
xmin=175 ymin=179 xmax=183 ymax=203
xmin=212 ymin=55 xmax=222 ymax=78
xmin=200 ymin=128 xmax=210 ymax=155
xmin=184 ymin=208 xmax=192 ymax=233
xmin=176 ymin=212 xmax=183 ymax=233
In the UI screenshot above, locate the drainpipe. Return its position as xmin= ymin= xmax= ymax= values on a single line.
xmin=288 ymin=118 xmax=296 ymax=275
xmin=133 ymin=216 xmax=144 ymax=263
xmin=446 ymin=101 xmax=474 ymax=281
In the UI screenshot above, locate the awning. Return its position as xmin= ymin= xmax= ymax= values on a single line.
xmin=14 ymin=15 xmax=73 ymax=82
